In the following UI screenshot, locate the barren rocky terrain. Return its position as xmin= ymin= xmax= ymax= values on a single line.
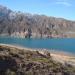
xmin=0 ymin=5 xmax=75 ymax=38
xmin=0 ymin=44 xmax=75 ymax=75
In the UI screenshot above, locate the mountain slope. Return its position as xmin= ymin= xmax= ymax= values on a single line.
xmin=0 ymin=5 xmax=75 ymax=38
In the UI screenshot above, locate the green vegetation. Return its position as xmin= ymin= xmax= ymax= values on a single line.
xmin=6 ymin=69 xmax=16 ymax=75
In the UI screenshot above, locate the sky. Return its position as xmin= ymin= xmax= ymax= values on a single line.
xmin=0 ymin=0 xmax=75 ymax=20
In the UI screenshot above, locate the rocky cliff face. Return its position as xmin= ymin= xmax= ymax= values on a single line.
xmin=0 ymin=5 xmax=75 ymax=38
xmin=0 ymin=45 xmax=75 ymax=75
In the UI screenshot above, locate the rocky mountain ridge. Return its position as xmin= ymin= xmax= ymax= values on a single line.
xmin=0 ymin=5 xmax=75 ymax=38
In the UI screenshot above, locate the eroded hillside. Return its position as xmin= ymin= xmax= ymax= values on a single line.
xmin=0 ymin=5 xmax=75 ymax=38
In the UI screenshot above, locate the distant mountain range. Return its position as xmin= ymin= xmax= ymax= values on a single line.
xmin=0 ymin=5 xmax=75 ymax=38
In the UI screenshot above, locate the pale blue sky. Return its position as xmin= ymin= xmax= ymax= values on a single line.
xmin=0 ymin=0 xmax=75 ymax=20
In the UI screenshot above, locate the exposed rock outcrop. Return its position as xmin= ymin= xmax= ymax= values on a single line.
xmin=0 ymin=5 xmax=75 ymax=38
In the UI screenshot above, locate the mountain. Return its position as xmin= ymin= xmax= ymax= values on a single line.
xmin=0 ymin=5 xmax=75 ymax=38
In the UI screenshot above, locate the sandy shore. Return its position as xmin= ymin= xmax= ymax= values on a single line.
xmin=0 ymin=43 xmax=75 ymax=66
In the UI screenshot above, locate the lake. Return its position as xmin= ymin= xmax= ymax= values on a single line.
xmin=0 ymin=36 xmax=75 ymax=54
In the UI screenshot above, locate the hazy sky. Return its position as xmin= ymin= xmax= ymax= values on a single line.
xmin=0 ymin=0 xmax=75 ymax=20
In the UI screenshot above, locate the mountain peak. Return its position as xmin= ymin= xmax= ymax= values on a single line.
xmin=0 ymin=5 xmax=11 ymax=15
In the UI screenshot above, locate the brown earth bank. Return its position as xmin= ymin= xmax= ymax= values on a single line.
xmin=0 ymin=44 xmax=75 ymax=75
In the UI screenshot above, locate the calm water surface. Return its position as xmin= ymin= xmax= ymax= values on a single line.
xmin=0 ymin=36 xmax=75 ymax=54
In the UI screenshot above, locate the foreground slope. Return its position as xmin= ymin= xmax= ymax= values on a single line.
xmin=0 ymin=45 xmax=75 ymax=75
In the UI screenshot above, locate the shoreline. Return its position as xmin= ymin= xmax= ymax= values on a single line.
xmin=0 ymin=43 xmax=75 ymax=66
xmin=0 ymin=43 xmax=74 ymax=56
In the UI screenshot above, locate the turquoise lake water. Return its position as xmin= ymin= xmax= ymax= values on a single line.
xmin=0 ymin=37 xmax=75 ymax=54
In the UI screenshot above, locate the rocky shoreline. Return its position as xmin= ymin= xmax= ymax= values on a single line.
xmin=0 ymin=44 xmax=75 ymax=75
xmin=0 ymin=33 xmax=66 ymax=39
